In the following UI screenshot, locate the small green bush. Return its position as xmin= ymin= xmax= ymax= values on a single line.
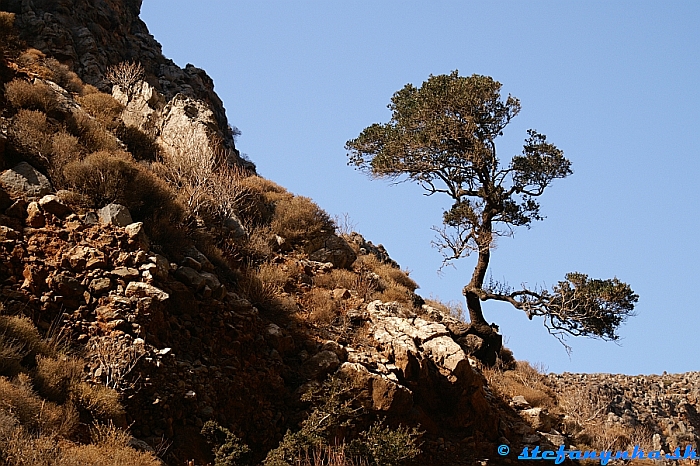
xmin=347 ymin=421 xmax=422 ymax=466
xmin=201 ymin=420 xmax=251 ymax=466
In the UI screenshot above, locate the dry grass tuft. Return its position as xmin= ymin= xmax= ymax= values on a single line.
xmin=302 ymin=288 xmax=340 ymax=324
xmin=0 ymin=374 xmax=78 ymax=437
xmin=73 ymin=382 xmax=125 ymax=424
xmin=58 ymin=423 xmax=162 ymax=466
xmin=314 ymin=269 xmax=357 ymax=291
xmin=483 ymin=361 xmax=556 ymax=410
xmin=32 ymin=355 xmax=82 ymax=403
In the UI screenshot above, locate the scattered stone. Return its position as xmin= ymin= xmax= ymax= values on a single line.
xmin=511 ymin=395 xmax=531 ymax=410
xmin=89 ymin=277 xmax=112 ymax=295
xmin=26 ymin=202 xmax=45 ymax=227
xmin=181 ymin=256 xmax=201 ymax=271
xmin=308 ymin=234 xmax=357 ymax=269
xmin=174 ymin=266 xmax=205 ymax=291
xmin=38 ymin=195 xmax=72 ymax=217
xmin=98 ymin=203 xmax=133 ymax=226
xmin=302 ymin=350 xmax=340 ymax=379
xmin=125 ymin=282 xmax=169 ymax=302
xmin=110 ymin=267 xmax=141 ymax=281
xmin=125 ymin=222 xmax=150 ymax=250
xmin=223 ymin=214 xmax=246 ymax=238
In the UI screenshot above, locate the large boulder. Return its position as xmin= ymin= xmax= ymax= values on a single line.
xmin=0 ymin=162 xmax=52 ymax=197
xmin=308 ymin=234 xmax=357 ymax=269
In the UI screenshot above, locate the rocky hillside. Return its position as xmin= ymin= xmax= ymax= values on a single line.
xmin=1 ymin=2 xmax=699 ymax=466
xmin=1 ymin=0 xmax=246 ymax=168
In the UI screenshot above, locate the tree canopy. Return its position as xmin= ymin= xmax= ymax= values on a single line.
xmin=346 ymin=71 xmax=637 ymax=360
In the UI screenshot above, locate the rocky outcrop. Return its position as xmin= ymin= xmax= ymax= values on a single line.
xmin=341 ymin=300 xmax=497 ymax=436
xmin=2 ymin=0 xmax=248 ymax=167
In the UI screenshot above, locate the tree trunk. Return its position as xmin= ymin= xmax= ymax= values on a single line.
xmin=462 ymin=223 xmax=502 ymax=366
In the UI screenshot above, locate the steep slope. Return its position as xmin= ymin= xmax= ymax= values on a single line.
xmin=0 ymin=0 xmax=245 ymax=167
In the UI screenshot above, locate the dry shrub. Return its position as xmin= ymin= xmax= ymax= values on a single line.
xmin=48 ymin=130 xmax=83 ymax=187
xmin=81 ymin=84 xmax=101 ymax=96
xmin=353 ymin=254 xmax=416 ymax=291
xmin=42 ymin=58 xmax=83 ymax=94
xmin=115 ymin=124 xmax=161 ymax=161
xmin=62 ymin=150 xmax=138 ymax=207
xmin=62 ymin=150 xmax=182 ymax=224
xmin=0 ymin=374 xmax=78 ymax=437
xmin=0 ymin=427 xmax=61 ymax=466
xmin=314 ymin=269 xmax=357 ymax=290
xmin=239 ymin=225 xmax=275 ymax=261
xmin=271 ymin=195 xmax=335 ymax=246
xmin=374 ymin=286 xmax=414 ymax=308
xmin=78 ymin=92 xmax=124 ymax=130
xmin=106 ymin=61 xmax=145 ymax=93
xmin=32 ymin=355 xmax=82 ymax=403
xmin=73 ymin=382 xmax=125 ymax=424
xmin=0 ymin=11 xmax=15 ymax=43
xmin=554 ymin=384 xmax=640 ymax=452
xmin=302 ymin=288 xmax=340 ymax=324
xmin=8 ymin=109 xmax=53 ymax=167
xmin=16 ymin=48 xmax=46 ymax=69
xmin=0 ymin=335 xmax=25 ymax=376
xmin=483 ymin=361 xmax=556 ymax=410
xmin=257 ymin=261 xmax=293 ymax=291
xmin=58 ymin=423 xmax=161 ymax=466
xmin=237 ymin=261 xmax=297 ymax=312
xmin=69 ymin=110 xmax=120 ymax=152
xmin=4 ymin=79 xmax=58 ymax=113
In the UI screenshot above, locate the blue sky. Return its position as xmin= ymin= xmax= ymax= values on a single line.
xmin=140 ymin=1 xmax=700 ymax=375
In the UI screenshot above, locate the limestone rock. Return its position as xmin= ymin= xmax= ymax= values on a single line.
xmin=26 ymin=201 xmax=45 ymax=227
xmin=125 ymin=282 xmax=169 ymax=302
xmin=338 ymin=362 xmax=413 ymax=414
xmin=0 ymin=162 xmax=52 ymax=197
xmin=302 ymin=350 xmax=340 ymax=380
xmin=308 ymin=234 xmax=357 ymax=269
xmin=98 ymin=204 xmax=133 ymax=227
xmin=39 ymin=195 xmax=72 ymax=217
xmin=124 ymin=222 xmax=150 ymax=250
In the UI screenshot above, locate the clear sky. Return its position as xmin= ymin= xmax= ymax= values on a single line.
xmin=140 ymin=1 xmax=700 ymax=375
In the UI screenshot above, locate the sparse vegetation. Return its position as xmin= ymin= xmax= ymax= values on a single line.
xmin=483 ymin=361 xmax=556 ymax=410
xmin=106 ymin=61 xmax=145 ymax=95
xmin=5 ymin=79 xmax=59 ymax=113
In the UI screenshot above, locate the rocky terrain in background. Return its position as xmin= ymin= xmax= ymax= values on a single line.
xmin=1 ymin=2 xmax=699 ymax=466
xmin=545 ymin=372 xmax=700 ymax=454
